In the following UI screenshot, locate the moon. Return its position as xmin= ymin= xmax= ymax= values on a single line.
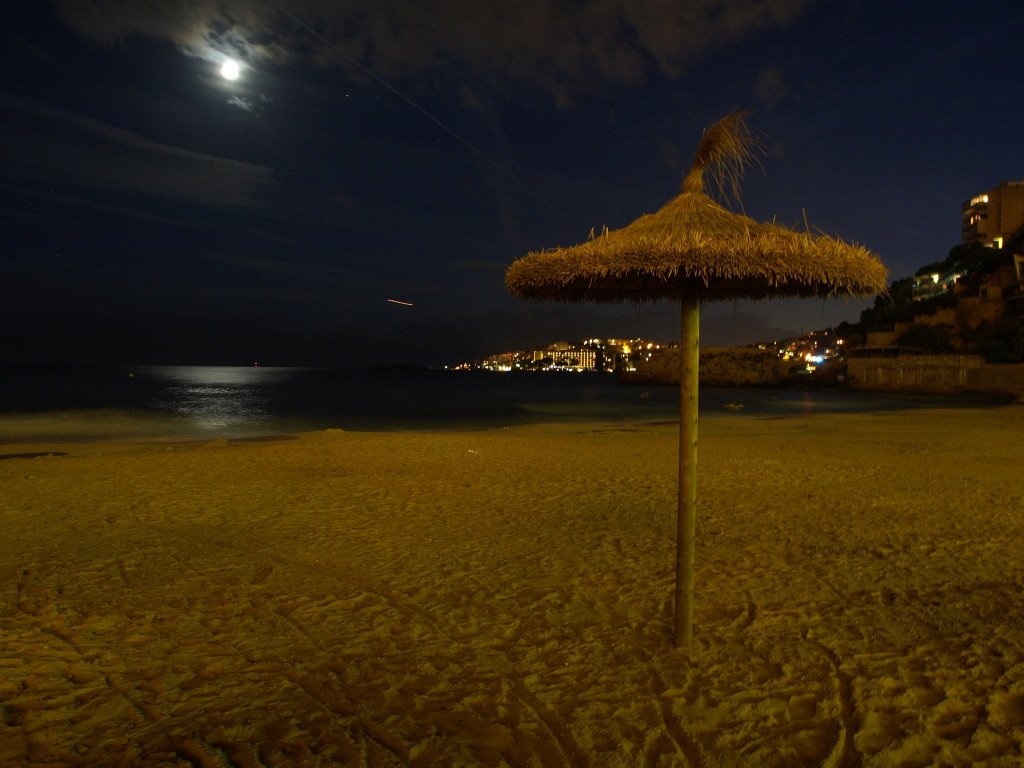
xmin=220 ymin=58 xmax=240 ymax=81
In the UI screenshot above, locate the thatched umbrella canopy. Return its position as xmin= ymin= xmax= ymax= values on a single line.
xmin=506 ymin=112 xmax=888 ymax=647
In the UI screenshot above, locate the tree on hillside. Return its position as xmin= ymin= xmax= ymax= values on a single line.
xmin=892 ymin=323 xmax=955 ymax=353
xmin=834 ymin=320 xmax=865 ymax=347
xmin=856 ymin=275 xmax=952 ymax=332
xmin=840 ymin=241 xmax=1020 ymax=354
xmin=915 ymin=241 xmax=1006 ymax=284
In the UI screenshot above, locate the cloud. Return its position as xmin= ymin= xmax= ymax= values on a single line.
xmin=226 ymin=95 xmax=258 ymax=112
xmin=0 ymin=94 xmax=272 ymax=206
xmin=55 ymin=0 xmax=815 ymax=103
xmin=753 ymin=66 xmax=791 ymax=109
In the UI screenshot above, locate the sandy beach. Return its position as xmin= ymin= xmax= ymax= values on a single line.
xmin=2 ymin=406 xmax=1023 ymax=766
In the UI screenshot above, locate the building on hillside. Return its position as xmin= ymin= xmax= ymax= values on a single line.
xmin=962 ymin=180 xmax=1024 ymax=247
xmin=912 ymin=270 xmax=961 ymax=301
xmin=481 ymin=351 xmax=523 ymax=371
xmin=532 ymin=343 xmax=597 ymax=371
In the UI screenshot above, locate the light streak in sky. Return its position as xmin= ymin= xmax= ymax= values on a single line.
xmin=387 ymin=298 xmax=414 ymax=306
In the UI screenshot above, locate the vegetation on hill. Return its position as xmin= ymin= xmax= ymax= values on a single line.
xmin=837 ymin=240 xmax=1023 ymax=360
xmin=914 ymin=241 xmax=1008 ymax=283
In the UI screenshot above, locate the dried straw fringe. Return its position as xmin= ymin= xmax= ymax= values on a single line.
xmin=681 ymin=111 xmax=762 ymax=205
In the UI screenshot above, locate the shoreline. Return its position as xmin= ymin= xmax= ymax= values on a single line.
xmin=0 ymin=384 xmax=1016 ymax=448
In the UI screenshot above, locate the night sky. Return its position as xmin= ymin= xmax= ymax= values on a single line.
xmin=3 ymin=1 xmax=1022 ymax=367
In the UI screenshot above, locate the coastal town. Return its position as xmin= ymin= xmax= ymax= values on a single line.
xmin=458 ymin=180 xmax=1024 ymax=398
xmin=453 ymin=332 xmax=843 ymax=376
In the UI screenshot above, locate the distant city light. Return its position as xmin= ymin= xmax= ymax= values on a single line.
xmin=459 ymin=328 xmax=858 ymax=376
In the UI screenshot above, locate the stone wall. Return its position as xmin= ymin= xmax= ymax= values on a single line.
xmin=969 ymin=364 xmax=1024 ymax=399
xmin=846 ymin=354 xmax=984 ymax=393
xmin=845 ymin=354 xmax=1024 ymax=398
xmin=957 ymin=295 xmax=1006 ymax=329
xmin=629 ymin=349 xmax=1024 ymax=398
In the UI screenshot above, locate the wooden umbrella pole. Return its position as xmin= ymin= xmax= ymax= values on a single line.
xmin=674 ymin=292 xmax=700 ymax=647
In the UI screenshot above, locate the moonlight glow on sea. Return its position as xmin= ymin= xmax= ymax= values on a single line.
xmin=220 ymin=59 xmax=240 ymax=80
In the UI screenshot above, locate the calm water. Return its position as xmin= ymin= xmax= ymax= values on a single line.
xmin=0 ymin=364 xmax=1001 ymax=442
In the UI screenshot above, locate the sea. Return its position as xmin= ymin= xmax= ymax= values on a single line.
xmin=0 ymin=364 xmax=1004 ymax=443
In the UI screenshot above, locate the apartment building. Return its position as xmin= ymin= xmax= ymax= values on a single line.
xmin=961 ymin=180 xmax=1024 ymax=247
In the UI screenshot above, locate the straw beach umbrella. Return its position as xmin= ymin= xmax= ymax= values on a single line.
xmin=506 ymin=113 xmax=888 ymax=647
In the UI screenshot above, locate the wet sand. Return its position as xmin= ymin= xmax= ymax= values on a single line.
xmin=2 ymin=407 xmax=1023 ymax=766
